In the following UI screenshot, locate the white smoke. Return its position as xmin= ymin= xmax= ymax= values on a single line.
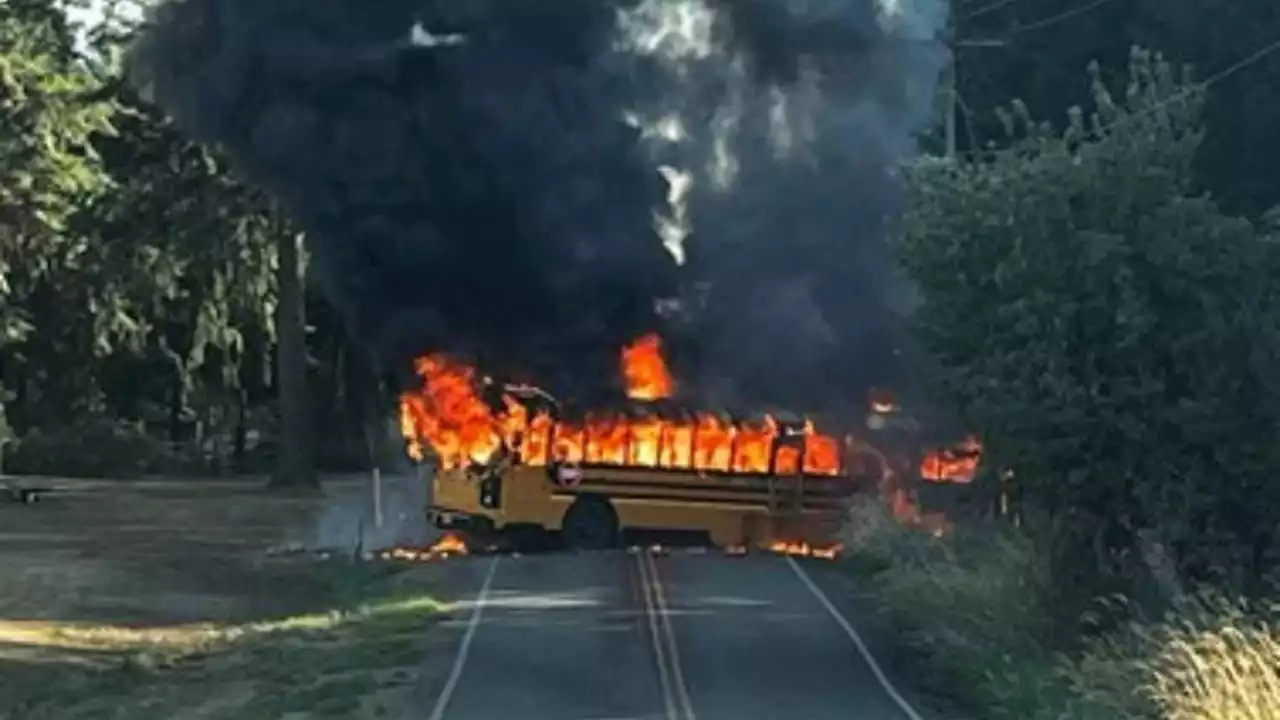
xmin=302 ymin=471 xmax=432 ymax=553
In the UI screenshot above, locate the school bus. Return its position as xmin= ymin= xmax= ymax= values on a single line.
xmin=424 ymin=408 xmax=876 ymax=552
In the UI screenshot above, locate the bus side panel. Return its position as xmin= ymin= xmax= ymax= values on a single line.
xmin=496 ymin=466 xmax=567 ymax=530
xmin=611 ymin=498 xmax=749 ymax=546
xmin=433 ymin=468 xmax=482 ymax=516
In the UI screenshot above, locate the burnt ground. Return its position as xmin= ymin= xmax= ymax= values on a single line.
xmin=0 ymin=476 xmax=450 ymax=720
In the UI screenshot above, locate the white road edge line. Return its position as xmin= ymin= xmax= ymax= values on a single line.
xmin=785 ymin=555 xmax=926 ymax=720
xmin=427 ymin=556 xmax=501 ymax=720
xmin=645 ymin=552 xmax=697 ymax=720
xmin=637 ymin=552 xmax=681 ymax=720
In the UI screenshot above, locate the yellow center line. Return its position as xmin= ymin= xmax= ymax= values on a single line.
xmin=637 ymin=551 xmax=680 ymax=720
xmin=644 ymin=552 xmax=697 ymax=720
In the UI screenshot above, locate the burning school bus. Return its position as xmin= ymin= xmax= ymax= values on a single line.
xmin=398 ymin=334 xmax=883 ymax=554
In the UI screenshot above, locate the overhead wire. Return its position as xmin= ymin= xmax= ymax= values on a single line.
xmin=944 ymin=33 xmax=1280 ymax=158
xmin=1002 ymin=0 xmax=1121 ymax=36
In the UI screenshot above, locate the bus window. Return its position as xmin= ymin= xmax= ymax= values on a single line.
xmin=586 ymin=416 xmax=627 ymax=465
xmin=693 ymin=416 xmax=732 ymax=472
xmin=732 ymin=421 xmax=772 ymax=474
xmin=803 ymin=433 xmax=841 ymax=476
xmin=659 ymin=421 xmax=693 ymax=469
xmin=520 ymin=414 xmax=553 ymax=465
xmin=551 ymin=422 xmax=585 ymax=464
xmin=629 ymin=415 xmax=662 ymax=467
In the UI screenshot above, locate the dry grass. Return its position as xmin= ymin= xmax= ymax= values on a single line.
xmin=1146 ymin=600 xmax=1280 ymax=720
xmin=1071 ymin=594 xmax=1280 ymax=720
xmin=0 ymin=477 xmax=443 ymax=720
xmin=841 ymin=499 xmax=1280 ymax=720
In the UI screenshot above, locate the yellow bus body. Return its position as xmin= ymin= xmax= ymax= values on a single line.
xmin=429 ymin=462 xmax=856 ymax=549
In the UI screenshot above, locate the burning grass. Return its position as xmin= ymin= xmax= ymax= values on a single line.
xmin=0 ymin=479 xmax=444 ymax=719
xmin=840 ymin=500 xmax=1280 ymax=720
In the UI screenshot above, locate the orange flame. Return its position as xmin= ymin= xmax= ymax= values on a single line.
xmin=767 ymin=540 xmax=842 ymax=560
xmin=920 ymin=435 xmax=981 ymax=483
xmin=380 ymin=532 xmax=469 ymax=562
xmin=397 ymin=355 xmax=507 ymax=467
xmin=621 ymin=333 xmax=674 ymax=400
xmin=398 ymin=334 xmax=845 ymax=476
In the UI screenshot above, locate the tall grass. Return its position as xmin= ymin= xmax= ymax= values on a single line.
xmin=841 ymin=500 xmax=1280 ymax=720
xmin=1069 ymin=594 xmax=1280 ymax=720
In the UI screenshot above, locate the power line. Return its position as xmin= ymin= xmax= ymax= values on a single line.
xmin=950 ymin=34 xmax=1280 ymax=158
xmin=1004 ymin=0 xmax=1120 ymax=36
xmin=1111 ymin=36 xmax=1280 ymax=129
xmin=962 ymin=0 xmax=1024 ymax=22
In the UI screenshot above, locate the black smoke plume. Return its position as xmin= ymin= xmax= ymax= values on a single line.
xmin=128 ymin=0 xmax=949 ymax=414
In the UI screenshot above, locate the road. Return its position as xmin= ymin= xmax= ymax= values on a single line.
xmin=408 ymin=549 xmax=932 ymax=720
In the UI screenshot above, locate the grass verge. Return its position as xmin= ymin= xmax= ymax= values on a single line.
xmin=840 ymin=501 xmax=1280 ymax=720
xmin=2 ymin=558 xmax=444 ymax=720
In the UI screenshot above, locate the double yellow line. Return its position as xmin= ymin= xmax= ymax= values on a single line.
xmin=637 ymin=551 xmax=697 ymax=720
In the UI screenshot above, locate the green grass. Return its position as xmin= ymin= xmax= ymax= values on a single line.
xmin=839 ymin=500 xmax=1280 ymax=720
xmin=3 ymin=558 xmax=444 ymax=720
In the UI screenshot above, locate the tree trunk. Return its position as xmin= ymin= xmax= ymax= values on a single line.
xmin=233 ymin=386 xmax=248 ymax=473
xmin=270 ymin=228 xmax=317 ymax=490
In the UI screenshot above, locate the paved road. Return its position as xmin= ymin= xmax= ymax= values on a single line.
xmin=409 ymin=550 xmax=931 ymax=720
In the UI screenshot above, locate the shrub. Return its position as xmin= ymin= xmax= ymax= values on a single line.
xmin=1067 ymin=593 xmax=1280 ymax=720
xmin=842 ymin=500 xmax=1076 ymax=719
xmin=847 ymin=500 xmax=1280 ymax=719
xmin=5 ymin=416 xmax=175 ymax=478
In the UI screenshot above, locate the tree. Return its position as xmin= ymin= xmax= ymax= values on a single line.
xmin=271 ymin=220 xmax=316 ymax=489
xmin=0 ymin=0 xmax=115 ymax=425
xmin=951 ymin=0 xmax=1280 ymax=215
xmin=900 ymin=48 xmax=1280 ymax=604
xmin=0 ymin=0 xmax=333 ymax=479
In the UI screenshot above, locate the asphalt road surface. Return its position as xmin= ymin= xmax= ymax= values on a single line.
xmin=409 ymin=549 xmax=933 ymax=720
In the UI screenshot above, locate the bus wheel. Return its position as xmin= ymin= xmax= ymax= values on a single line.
xmin=561 ymin=496 xmax=619 ymax=550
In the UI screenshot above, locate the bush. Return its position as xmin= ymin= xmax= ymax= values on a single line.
xmin=900 ymin=47 xmax=1280 ymax=598
xmin=846 ymin=502 xmax=1280 ymax=719
xmin=5 ymin=416 xmax=175 ymax=478
xmin=843 ymin=501 xmax=1076 ymax=719
xmin=1067 ymin=594 xmax=1280 ymax=720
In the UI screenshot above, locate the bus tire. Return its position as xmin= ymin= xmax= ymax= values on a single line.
xmin=561 ymin=496 xmax=619 ymax=551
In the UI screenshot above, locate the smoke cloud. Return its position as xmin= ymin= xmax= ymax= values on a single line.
xmin=128 ymin=0 xmax=949 ymax=415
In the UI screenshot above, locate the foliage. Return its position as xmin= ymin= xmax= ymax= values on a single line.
xmin=0 ymin=0 xmax=379 ymax=478
xmin=901 ymin=48 xmax=1280 ymax=606
xmin=1070 ymin=593 xmax=1280 ymax=720
xmin=846 ymin=501 xmax=1280 ymax=720
xmin=873 ymin=44 xmax=1280 ymax=720
xmin=0 ymin=0 xmax=115 ymax=354
xmin=5 ymin=416 xmax=175 ymax=478
xmin=842 ymin=501 xmax=1074 ymax=719
xmin=953 ymin=0 xmax=1280 ymax=215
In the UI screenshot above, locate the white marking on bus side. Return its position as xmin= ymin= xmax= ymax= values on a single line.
xmin=645 ymin=552 xmax=698 ymax=720
xmin=785 ymin=556 xmax=926 ymax=720
xmin=426 ymin=556 xmax=500 ymax=720
xmin=637 ymin=552 xmax=680 ymax=720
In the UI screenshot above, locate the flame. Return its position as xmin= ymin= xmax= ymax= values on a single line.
xmin=621 ymin=333 xmax=674 ymax=400
xmin=767 ymin=540 xmax=842 ymax=560
xmin=380 ymin=532 xmax=469 ymax=562
xmin=920 ymin=435 xmax=981 ymax=483
xmin=398 ymin=334 xmax=846 ymax=476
